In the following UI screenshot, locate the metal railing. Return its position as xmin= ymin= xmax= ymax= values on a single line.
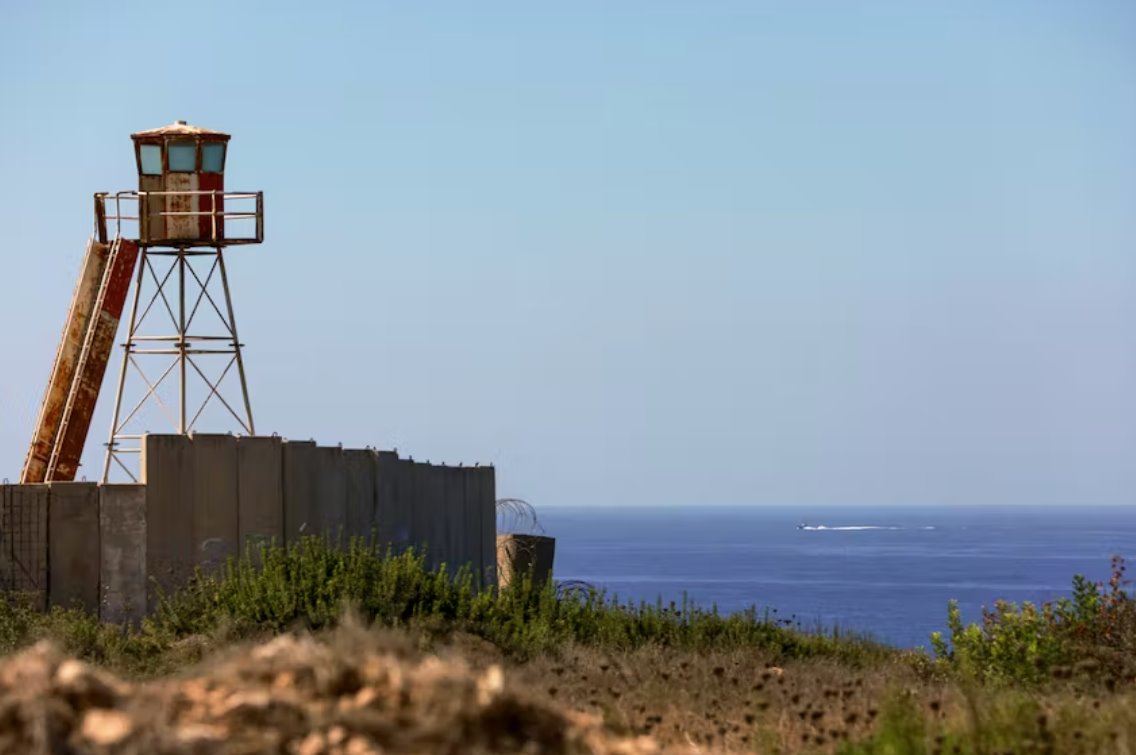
xmin=94 ymin=190 xmax=264 ymax=246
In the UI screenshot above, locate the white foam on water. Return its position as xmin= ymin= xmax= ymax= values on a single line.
xmin=799 ymin=525 xmax=936 ymax=531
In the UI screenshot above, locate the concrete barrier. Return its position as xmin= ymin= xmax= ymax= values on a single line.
xmin=463 ymin=470 xmax=484 ymax=586
xmin=445 ymin=467 xmax=467 ymax=575
xmin=3 ymin=436 xmax=498 ymax=617
xmin=426 ymin=464 xmax=448 ymax=571
xmin=496 ymin=534 xmax=555 ymax=591
xmin=315 ymin=445 xmax=347 ymax=544
xmin=3 ymin=484 xmax=49 ymax=608
xmin=47 ymin=482 xmax=100 ymax=611
xmin=99 ymin=485 xmax=147 ymax=625
xmin=191 ymin=434 xmax=238 ymax=574
xmin=480 ymin=468 xmax=497 ymax=588
xmin=282 ymin=440 xmax=318 ymax=544
xmin=375 ymin=452 xmax=406 ymax=552
xmin=414 ymin=462 xmax=439 ymax=569
xmin=237 ymin=435 xmax=283 ymax=553
xmin=344 ymin=449 xmax=377 ymax=542
xmin=142 ymin=434 xmax=194 ymax=612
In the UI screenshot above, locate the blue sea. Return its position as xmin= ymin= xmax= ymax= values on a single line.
xmin=536 ymin=506 xmax=1136 ymax=649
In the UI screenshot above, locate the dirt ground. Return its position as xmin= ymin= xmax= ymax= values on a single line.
xmin=1 ymin=624 xmax=1129 ymax=755
xmin=0 ymin=627 xmax=670 ymax=755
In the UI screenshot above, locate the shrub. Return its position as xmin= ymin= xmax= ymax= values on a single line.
xmin=151 ymin=536 xmax=893 ymax=664
xmin=931 ymin=556 xmax=1135 ymax=685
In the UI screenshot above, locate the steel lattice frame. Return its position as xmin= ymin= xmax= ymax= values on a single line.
xmin=101 ymin=245 xmax=254 ymax=482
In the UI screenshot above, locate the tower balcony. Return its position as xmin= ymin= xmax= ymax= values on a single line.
xmin=94 ymin=190 xmax=264 ymax=247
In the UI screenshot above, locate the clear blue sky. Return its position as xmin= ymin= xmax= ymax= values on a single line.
xmin=1 ymin=2 xmax=1133 ymax=505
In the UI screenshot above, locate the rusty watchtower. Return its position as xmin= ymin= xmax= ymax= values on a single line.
xmin=20 ymin=121 xmax=264 ymax=484
xmin=102 ymin=121 xmax=264 ymax=481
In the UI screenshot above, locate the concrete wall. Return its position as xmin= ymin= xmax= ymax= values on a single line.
xmin=141 ymin=434 xmax=195 ymax=612
xmin=0 ymin=484 xmax=49 ymax=609
xmin=0 ymin=434 xmax=496 ymax=619
xmin=47 ymin=483 xmax=100 ymax=612
xmin=237 ymin=436 xmax=283 ymax=553
xmin=100 ymin=485 xmax=146 ymax=625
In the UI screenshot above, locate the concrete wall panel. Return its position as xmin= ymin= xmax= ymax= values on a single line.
xmin=0 ymin=487 xmax=8 ymax=592
xmin=344 ymin=449 xmax=377 ymax=543
xmin=444 ymin=467 xmax=467 ymax=574
xmin=237 ymin=436 xmax=283 ymax=554
xmin=282 ymin=440 xmax=317 ymax=544
xmin=430 ymin=464 xmax=446 ymax=569
xmin=374 ymin=452 xmax=406 ymax=554
xmin=397 ymin=457 xmax=418 ymax=555
xmin=398 ymin=460 xmax=418 ymax=556
xmin=461 ymin=470 xmax=482 ymax=586
xmin=142 ymin=434 xmax=194 ymax=611
xmin=315 ymin=446 xmax=347 ymax=545
xmin=48 ymin=482 xmax=100 ymax=611
xmin=99 ymin=484 xmax=146 ymax=625
xmin=416 ymin=462 xmax=441 ymax=569
xmin=480 ymin=467 xmax=497 ymax=589
xmin=3 ymin=485 xmax=49 ymax=607
xmin=191 ymin=434 xmax=238 ymax=574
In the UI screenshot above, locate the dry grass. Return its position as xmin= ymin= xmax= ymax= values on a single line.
xmin=1 ymin=544 xmax=1132 ymax=753
xmin=502 ymin=642 xmax=925 ymax=752
xmin=0 ymin=620 xmax=1132 ymax=754
xmin=486 ymin=639 xmax=1135 ymax=754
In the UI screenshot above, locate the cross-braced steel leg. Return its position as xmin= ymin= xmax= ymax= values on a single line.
xmin=102 ymin=245 xmax=255 ymax=482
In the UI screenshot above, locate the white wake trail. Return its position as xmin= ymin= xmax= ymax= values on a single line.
xmin=799 ymin=525 xmax=935 ymax=531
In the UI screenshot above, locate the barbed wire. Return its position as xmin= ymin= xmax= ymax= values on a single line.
xmin=495 ymin=498 xmax=545 ymax=535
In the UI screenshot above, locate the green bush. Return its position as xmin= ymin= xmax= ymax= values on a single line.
xmin=931 ymin=556 xmax=1135 ymax=685
xmin=0 ymin=536 xmax=893 ymax=675
xmin=153 ymin=536 xmax=891 ymax=664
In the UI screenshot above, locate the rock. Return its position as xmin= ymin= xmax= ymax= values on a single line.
xmin=79 ymin=708 xmax=133 ymax=745
xmin=0 ymin=631 xmax=672 ymax=754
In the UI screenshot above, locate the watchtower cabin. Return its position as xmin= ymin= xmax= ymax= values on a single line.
xmin=132 ymin=121 xmax=231 ymax=244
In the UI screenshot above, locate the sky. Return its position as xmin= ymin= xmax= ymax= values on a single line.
xmin=0 ymin=1 xmax=1134 ymax=506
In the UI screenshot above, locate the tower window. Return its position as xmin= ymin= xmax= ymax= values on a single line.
xmin=202 ymin=142 xmax=226 ymax=173
xmin=168 ymin=141 xmax=197 ymax=172
xmin=139 ymin=144 xmax=162 ymax=175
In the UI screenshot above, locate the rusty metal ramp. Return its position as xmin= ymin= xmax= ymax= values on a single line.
xmin=22 ymin=237 xmax=140 ymax=483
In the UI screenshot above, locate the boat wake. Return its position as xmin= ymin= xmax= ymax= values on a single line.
xmin=798 ymin=525 xmax=935 ymax=531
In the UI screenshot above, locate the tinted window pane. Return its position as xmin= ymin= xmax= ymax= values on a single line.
xmin=202 ymin=142 xmax=226 ymax=173
xmin=139 ymin=144 xmax=162 ymax=175
xmin=168 ymin=142 xmax=196 ymax=172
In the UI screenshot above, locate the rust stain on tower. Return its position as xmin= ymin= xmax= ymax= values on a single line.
xmin=22 ymin=239 xmax=140 ymax=483
xmin=22 ymin=240 xmax=112 ymax=483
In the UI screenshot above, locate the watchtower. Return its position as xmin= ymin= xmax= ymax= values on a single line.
xmin=100 ymin=120 xmax=264 ymax=481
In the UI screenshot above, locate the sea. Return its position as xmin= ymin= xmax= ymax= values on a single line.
xmin=535 ymin=505 xmax=1136 ymax=650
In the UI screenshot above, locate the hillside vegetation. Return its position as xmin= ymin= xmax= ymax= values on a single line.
xmin=0 ymin=539 xmax=1131 ymax=753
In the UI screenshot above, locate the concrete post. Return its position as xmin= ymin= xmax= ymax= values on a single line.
xmin=496 ymin=534 xmax=555 ymax=591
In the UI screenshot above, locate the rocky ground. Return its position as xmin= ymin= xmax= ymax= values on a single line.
xmin=0 ymin=627 xmax=668 ymax=755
